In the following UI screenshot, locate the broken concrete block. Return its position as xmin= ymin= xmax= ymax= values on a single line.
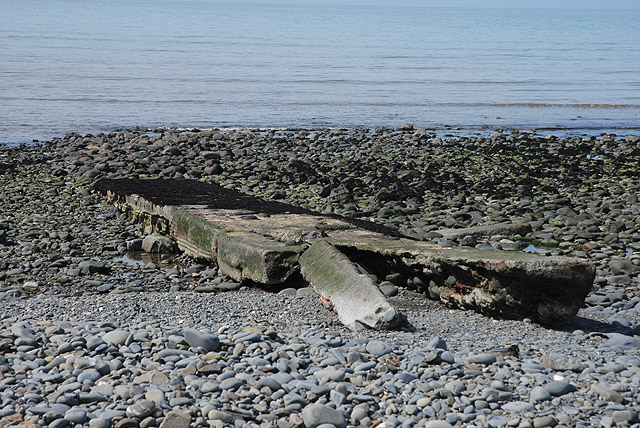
xmin=417 ymin=249 xmax=594 ymax=325
xmin=299 ymin=240 xmax=401 ymax=330
xmin=142 ymin=233 xmax=177 ymax=254
xmin=217 ymin=232 xmax=303 ymax=285
xmin=332 ymin=238 xmax=594 ymax=325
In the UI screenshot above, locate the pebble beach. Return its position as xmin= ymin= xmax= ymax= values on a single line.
xmin=1 ymin=127 xmax=640 ymax=428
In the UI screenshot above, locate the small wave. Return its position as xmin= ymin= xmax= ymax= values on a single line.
xmin=466 ymin=103 xmax=640 ymax=109
xmin=276 ymin=100 xmax=640 ymax=109
xmin=19 ymin=97 xmax=205 ymax=104
xmin=9 ymin=97 xmax=640 ymax=109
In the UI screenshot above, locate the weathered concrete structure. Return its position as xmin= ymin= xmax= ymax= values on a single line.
xmin=95 ymin=179 xmax=595 ymax=329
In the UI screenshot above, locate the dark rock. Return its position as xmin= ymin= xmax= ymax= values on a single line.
xmin=544 ymin=381 xmax=576 ymax=396
xmin=142 ymin=233 xmax=177 ymax=254
xmin=78 ymin=260 xmax=110 ymax=274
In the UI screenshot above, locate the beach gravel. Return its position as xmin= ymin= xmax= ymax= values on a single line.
xmin=1 ymin=128 xmax=640 ymax=427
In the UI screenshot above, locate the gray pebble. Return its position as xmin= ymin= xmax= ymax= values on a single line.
xmin=424 ymin=421 xmax=452 ymax=428
xmin=102 ymin=329 xmax=128 ymax=346
xmin=366 ymin=340 xmax=392 ymax=356
xmin=532 ymin=415 xmax=557 ymax=427
xmin=530 ymin=386 xmax=552 ymax=402
xmin=467 ymin=353 xmax=496 ymax=364
xmin=302 ymin=403 xmax=347 ymax=428
xmin=64 ymin=408 xmax=88 ymax=424
xmin=427 ymin=336 xmax=447 ymax=350
xmin=502 ymin=401 xmax=534 ymax=413
xmin=49 ymin=419 xmax=71 ymax=428
xmin=220 ymin=377 xmax=245 ymax=391
xmin=159 ymin=410 xmax=191 ymax=428
xmin=89 ymin=418 xmax=109 ymax=428
xmin=208 ymin=410 xmax=234 ymax=423
xmin=544 ymin=381 xmax=576 ymax=396
xmin=125 ymin=399 xmax=155 ymax=418
xmin=612 ymin=409 xmax=640 ymax=424
xmin=183 ymin=327 xmax=219 ymax=351
xmin=380 ymin=282 xmax=399 ymax=297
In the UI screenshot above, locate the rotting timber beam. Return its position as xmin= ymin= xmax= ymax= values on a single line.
xmin=94 ymin=178 xmax=595 ymax=328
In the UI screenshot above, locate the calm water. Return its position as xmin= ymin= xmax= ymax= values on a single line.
xmin=1 ymin=1 xmax=639 ymax=145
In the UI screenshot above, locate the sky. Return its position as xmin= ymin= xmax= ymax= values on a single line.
xmin=239 ymin=0 xmax=640 ymax=8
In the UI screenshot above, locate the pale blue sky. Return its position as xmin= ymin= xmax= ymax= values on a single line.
xmin=241 ymin=0 xmax=639 ymax=8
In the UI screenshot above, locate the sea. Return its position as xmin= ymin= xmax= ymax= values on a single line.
xmin=1 ymin=0 xmax=639 ymax=146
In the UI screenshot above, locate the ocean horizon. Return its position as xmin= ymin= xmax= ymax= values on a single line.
xmin=1 ymin=0 xmax=639 ymax=145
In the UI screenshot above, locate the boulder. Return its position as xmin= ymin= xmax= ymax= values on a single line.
xmin=142 ymin=233 xmax=177 ymax=254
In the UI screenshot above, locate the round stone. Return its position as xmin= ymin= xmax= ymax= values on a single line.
xmin=439 ymin=351 xmax=455 ymax=364
xmin=530 ymin=386 xmax=552 ymax=402
xmin=502 ymin=401 xmax=534 ymax=413
xmin=366 ymin=340 xmax=392 ymax=356
xmin=89 ymin=418 xmax=109 ymax=428
xmin=208 ymin=410 xmax=234 ymax=423
xmin=302 ymin=403 xmax=347 ymax=428
xmin=145 ymin=389 xmax=166 ymax=403
xmin=49 ymin=419 xmax=71 ymax=428
xmin=416 ymin=397 xmax=430 ymax=408
xmin=379 ymin=283 xmax=398 ymax=297
xmin=544 ymin=381 xmax=576 ymax=396
xmin=315 ymin=368 xmax=345 ymax=383
xmin=77 ymin=369 xmax=102 ymax=383
xmin=350 ymin=404 xmax=369 ymax=423
xmin=468 ymin=353 xmax=497 ymax=365
xmin=125 ymin=400 xmax=156 ymax=418
xmin=612 ymin=410 xmax=640 ymax=424
xmin=220 ymin=377 xmax=245 ymax=391
xmin=183 ymin=327 xmax=220 ymax=351
xmin=533 ymin=415 xmax=557 ymax=428
xmin=256 ymin=377 xmax=282 ymax=391
xmin=102 ymin=329 xmax=129 ymax=346
xmin=113 ymin=418 xmax=139 ymax=428
xmin=424 ymin=421 xmax=453 ymax=428
xmin=64 ymin=408 xmax=87 ymax=424
xmin=427 ymin=336 xmax=447 ymax=350
xmin=159 ymin=410 xmax=191 ymax=428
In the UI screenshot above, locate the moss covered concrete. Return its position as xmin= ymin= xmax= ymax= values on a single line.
xmin=172 ymin=209 xmax=224 ymax=259
xmin=217 ymin=233 xmax=303 ymax=284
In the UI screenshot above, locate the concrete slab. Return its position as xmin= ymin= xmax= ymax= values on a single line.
xmin=95 ymin=178 xmax=595 ymax=327
xmin=216 ymin=232 xmax=303 ymax=285
xmin=328 ymin=235 xmax=594 ymax=324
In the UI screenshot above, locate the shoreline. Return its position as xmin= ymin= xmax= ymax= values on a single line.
xmin=3 ymin=124 xmax=640 ymax=148
xmin=1 ymin=128 xmax=640 ymax=427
